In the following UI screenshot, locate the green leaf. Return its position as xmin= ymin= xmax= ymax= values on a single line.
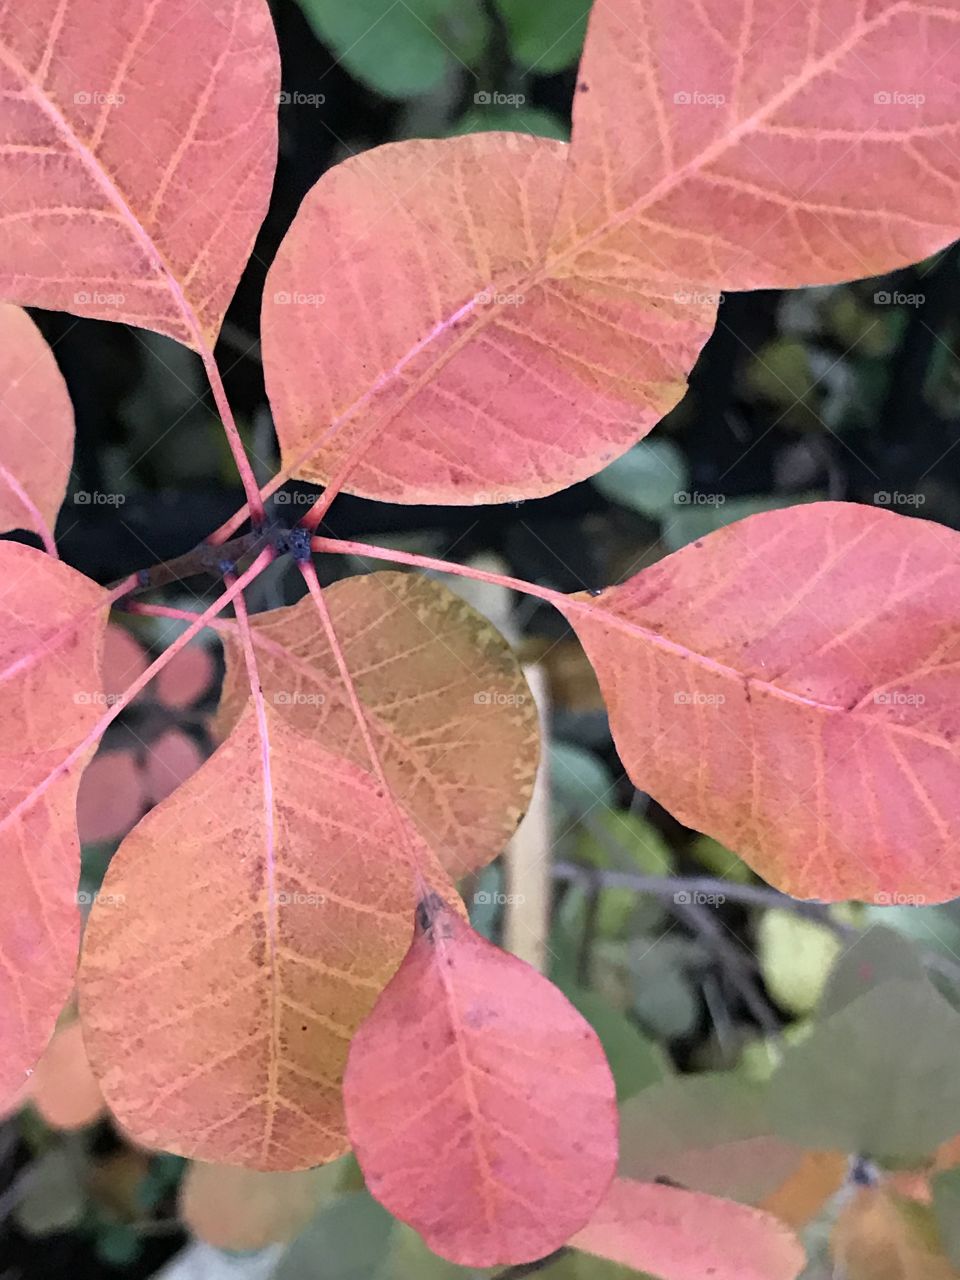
xmin=494 ymin=0 xmax=591 ymax=72
xmin=560 ymin=985 xmax=670 ymax=1100
xmin=619 ymin=1072 xmax=806 ymax=1204
xmin=932 ymin=1166 xmax=960 ymax=1268
xmin=576 ymin=810 xmax=674 ymax=876
xmin=377 ymin=1223 xmax=488 ymax=1277
xmin=629 ymin=935 xmax=702 ymax=1040
xmin=451 ymin=106 xmax=568 ymax=140
xmin=771 ymin=979 xmax=960 ymax=1165
xmin=592 ymin=439 xmax=688 ymax=519
xmin=550 ymin=741 xmax=617 ymax=824
xmin=757 ymin=910 xmax=842 ymax=1017
xmin=818 ymin=925 xmax=926 ymax=1018
xmin=295 ymin=0 xmax=489 ymax=99
xmin=539 ymin=1252 xmax=653 ymax=1279
xmin=689 ymin=834 xmax=754 ymax=884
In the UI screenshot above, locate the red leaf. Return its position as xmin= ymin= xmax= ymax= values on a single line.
xmin=572 ymin=1177 xmax=805 ymax=1280
xmin=0 ymin=0 xmax=278 ymax=347
xmin=0 ymin=305 xmax=73 ymax=547
xmin=560 ymin=501 xmax=960 ymax=901
xmin=564 ymin=0 xmax=960 ymax=289
xmin=0 ymin=544 xmax=110 ymax=1108
xmin=343 ymin=894 xmax=618 ymax=1267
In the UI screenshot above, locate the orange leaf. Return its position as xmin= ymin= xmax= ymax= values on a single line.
xmin=0 ymin=544 xmax=110 ymax=1109
xmin=562 ymin=0 xmax=960 ymax=290
xmin=0 ymin=305 xmax=73 ymax=545
xmin=572 ymin=1177 xmax=805 ymax=1280
xmin=29 ymin=1016 xmax=104 ymax=1130
xmin=559 ymin=502 xmax=960 ymax=900
xmin=78 ymin=706 xmax=457 ymax=1169
xmin=180 ymin=1161 xmax=335 ymax=1249
xmin=263 ymin=132 xmax=713 ymax=504
xmin=0 ymin=0 xmax=278 ymax=347
xmin=217 ymin=571 xmax=539 ymax=877
xmin=343 ymin=893 xmax=618 ymax=1267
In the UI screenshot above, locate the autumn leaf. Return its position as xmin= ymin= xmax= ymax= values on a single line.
xmin=28 ymin=1015 xmax=104 ymax=1130
xmin=0 ymin=305 xmax=73 ymax=550
xmin=218 ymin=571 xmax=540 ymax=877
xmin=262 ymin=3 xmax=960 ymax=505
xmin=263 ymin=131 xmax=714 ymax=505
xmin=559 ymin=502 xmax=960 ymax=901
xmin=0 ymin=0 xmax=278 ymax=348
xmin=180 ymin=1160 xmax=344 ymax=1249
xmin=561 ymin=0 xmax=960 ymax=288
xmin=571 ymin=1177 xmax=805 ymax=1280
xmin=343 ymin=894 xmax=618 ymax=1266
xmin=0 ymin=544 xmax=110 ymax=1110
xmin=833 ymin=1186 xmax=959 ymax=1280
xmin=79 ymin=706 xmax=458 ymax=1170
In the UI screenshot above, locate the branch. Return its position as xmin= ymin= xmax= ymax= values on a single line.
xmin=553 ymin=863 xmax=960 ymax=989
xmin=492 ymin=1248 xmax=572 ymax=1278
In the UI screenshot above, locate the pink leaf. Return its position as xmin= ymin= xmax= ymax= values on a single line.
xmin=559 ymin=501 xmax=960 ymax=901
xmin=0 ymin=544 xmax=110 ymax=1108
xmin=563 ymin=0 xmax=960 ymax=289
xmin=572 ymin=1177 xmax=805 ymax=1280
xmin=344 ymin=893 xmax=618 ymax=1267
xmin=0 ymin=0 xmax=278 ymax=347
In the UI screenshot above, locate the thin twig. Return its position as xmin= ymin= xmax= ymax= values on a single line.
xmin=492 ymin=1248 xmax=572 ymax=1279
xmin=552 ymin=863 xmax=960 ymax=988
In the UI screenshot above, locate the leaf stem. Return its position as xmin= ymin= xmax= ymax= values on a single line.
xmin=310 ymin=535 xmax=572 ymax=610
xmin=0 ymin=463 xmax=58 ymax=557
xmin=199 ymin=347 xmax=266 ymax=528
